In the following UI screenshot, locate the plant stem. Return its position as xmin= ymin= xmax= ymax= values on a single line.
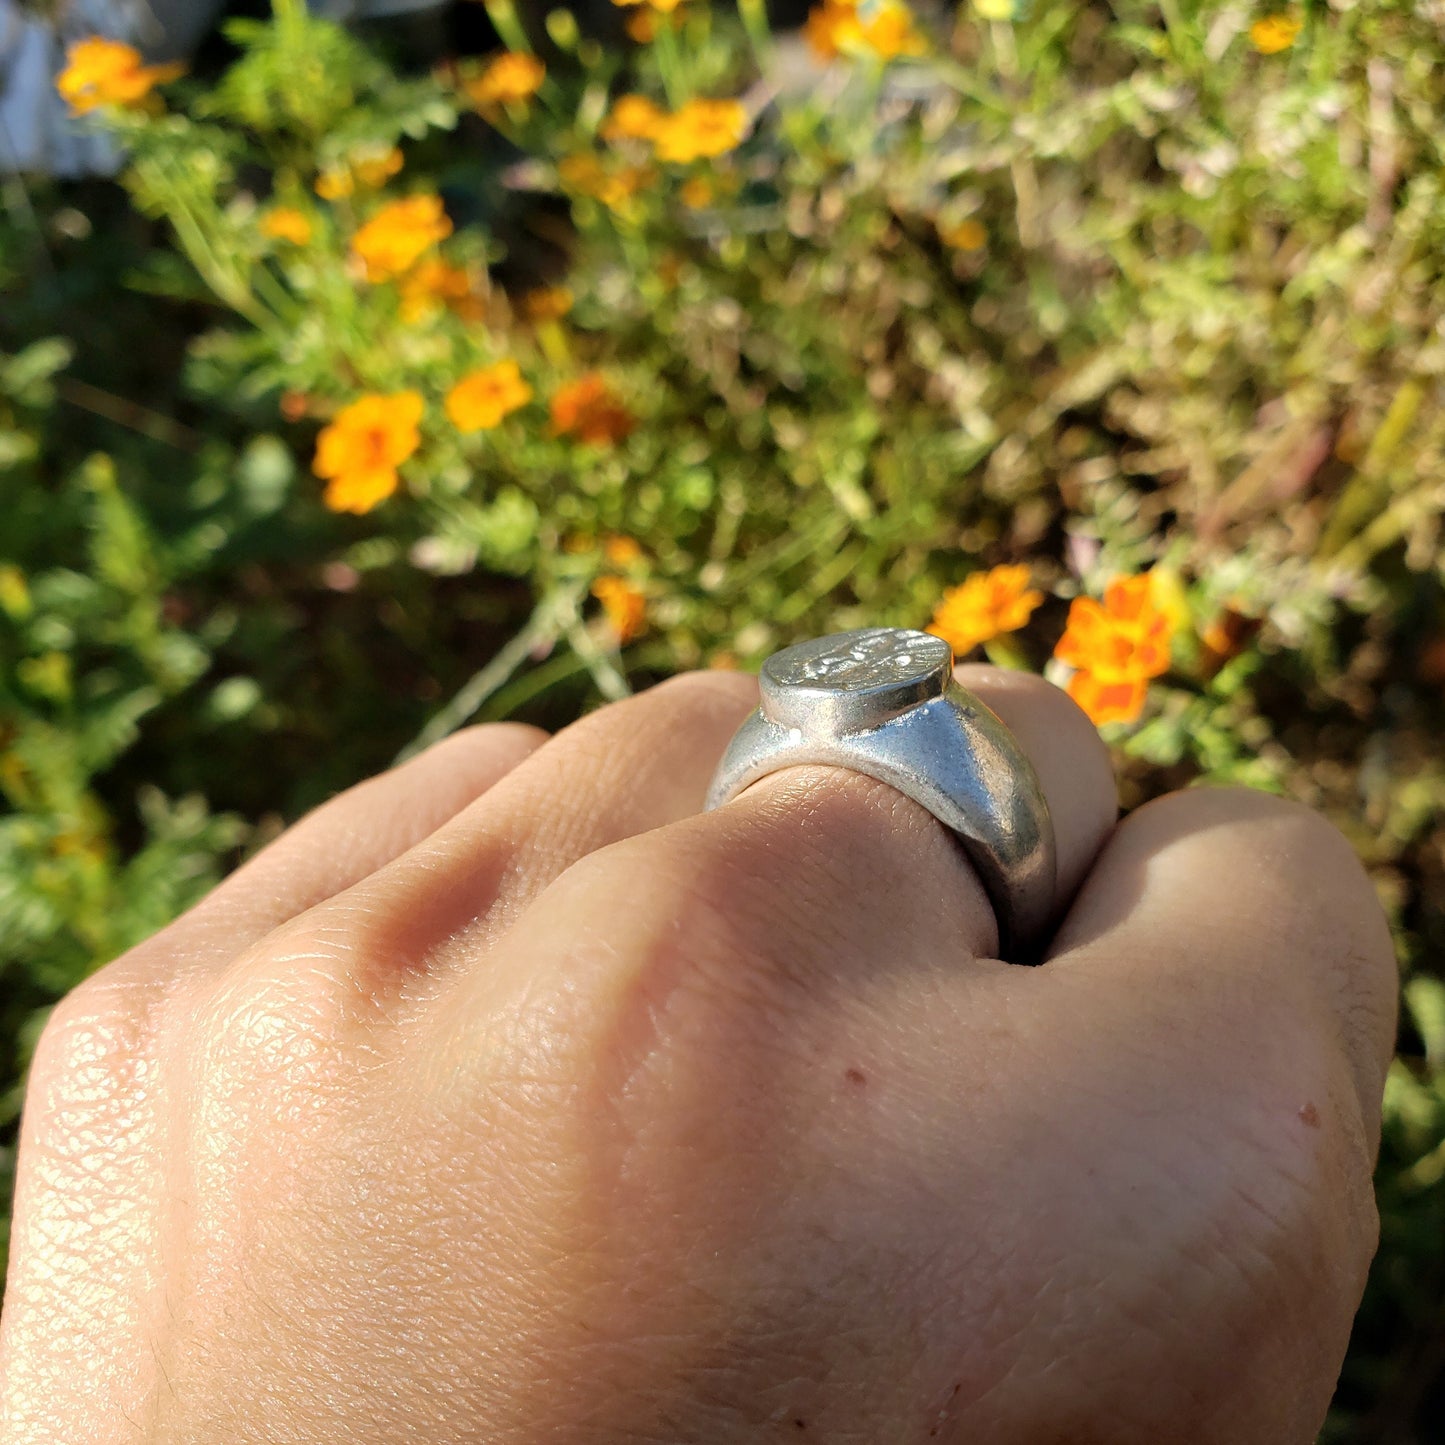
xmin=393 ymin=580 xmax=586 ymax=761
xmin=737 ymin=0 xmax=774 ymax=76
xmin=484 ymin=0 xmax=535 ymax=57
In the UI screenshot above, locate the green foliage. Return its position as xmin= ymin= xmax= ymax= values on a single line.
xmin=5 ymin=0 xmax=1445 ymax=1434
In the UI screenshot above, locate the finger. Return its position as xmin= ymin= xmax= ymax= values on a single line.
xmin=953 ymin=663 xmax=1119 ymax=907
xmin=122 ymin=721 xmax=547 ymax=976
xmin=495 ymin=667 xmax=1117 ymax=1003
xmin=1046 ymin=785 xmax=1399 ymax=1148
xmin=309 ymin=671 xmax=760 ymax=958
xmin=693 ymin=664 xmax=1119 ymax=959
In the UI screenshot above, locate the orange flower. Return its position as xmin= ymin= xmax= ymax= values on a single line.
xmin=317 ymin=146 xmax=404 ymax=199
xmin=315 ymin=168 xmax=353 ymax=202
xmin=1053 ymin=574 xmax=1175 ymax=726
xmin=928 ymin=564 xmax=1043 ymax=657
xmin=592 ymin=575 xmax=647 ymax=643
xmin=805 ymin=0 xmax=863 ymax=59
xmin=1249 ymin=14 xmax=1301 ymax=54
xmin=858 ymin=2 xmax=928 ymax=59
xmin=351 ymin=195 xmax=452 ymax=281
xmin=550 ymin=374 xmax=635 ymax=446
xmin=626 ymin=8 xmax=684 ymax=41
xmin=652 ymin=99 xmax=748 ymax=164
xmin=312 ymin=391 xmax=424 ymax=514
xmin=558 ymin=153 xmax=652 ymax=214
xmin=805 ymin=0 xmax=925 ymax=61
xmin=603 ymin=534 xmax=644 ymax=565
xmin=522 ymin=285 xmax=574 ymax=321
xmin=940 ymin=217 xmax=986 ymax=251
xmin=399 ymin=259 xmax=486 ymax=323
xmin=444 ymin=361 xmax=533 ymax=432
xmin=613 ymin=0 xmax=686 ymax=13
xmin=601 ymin=93 xmax=666 ymax=143
xmin=680 ymin=175 xmax=713 ymax=209
xmin=56 ymin=37 xmax=183 ymax=115
xmin=353 ymin=146 xmax=404 ymax=188
xmin=260 ymin=206 xmax=313 ymax=245
xmin=466 ymin=52 xmax=546 ymax=109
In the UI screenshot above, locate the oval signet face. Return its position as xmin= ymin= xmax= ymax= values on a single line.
xmin=759 ymin=628 xmax=953 ymax=732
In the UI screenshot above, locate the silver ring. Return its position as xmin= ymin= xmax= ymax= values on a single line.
xmin=705 ymin=628 xmax=1057 ymax=961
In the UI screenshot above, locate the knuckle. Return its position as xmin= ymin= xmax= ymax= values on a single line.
xmin=546 ymin=831 xmax=819 ymax=1160
xmin=24 ymin=960 xmax=169 ymax=1163
xmin=178 ymin=914 xmax=395 ymax=1129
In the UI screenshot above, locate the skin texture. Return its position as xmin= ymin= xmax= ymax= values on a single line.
xmin=0 ymin=666 xmax=1398 ymax=1444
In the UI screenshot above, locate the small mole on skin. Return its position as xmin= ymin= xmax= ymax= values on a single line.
xmin=1299 ymin=1101 xmax=1320 ymax=1128
xmin=845 ymin=1067 xmax=866 ymax=1086
xmin=793 ymin=1420 xmax=807 ymax=1431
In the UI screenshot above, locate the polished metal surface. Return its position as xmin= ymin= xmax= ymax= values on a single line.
xmin=706 ymin=627 xmax=1057 ymax=961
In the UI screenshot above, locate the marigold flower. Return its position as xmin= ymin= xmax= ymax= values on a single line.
xmin=652 ymin=98 xmax=748 ymax=164
xmin=260 ymin=207 xmax=313 ymax=246
xmin=680 ymin=175 xmax=713 ymax=209
xmin=612 ymin=0 xmax=686 ymax=13
xmin=805 ymin=0 xmax=863 ymax=59
xmin=445 ymin=361 xmax=533 ymax=432
xmin=318 ymin=146 xmax=404 ymax=199
xmin=522 ymin=286 xmax=574 ymax=321
xmin=353 ymin=146 xmax=404 ymax=188
xmin=601 ymin=93 xmax=666 ymax=143
xmin=626 ymin=9 xmax=684 ymax=41
xmin=592 ymin=575 xmax=647 ymax=643
xmin=858 ymin=2 xmax=927 ymax=59
xmin=312 ymin=391 xmax=424 ymax=514
xmin=603 ymin=534 xmax=644 ymax=565
xmin=315 ymin=168 xmax=353 ymax=202
xmin=351 ymin=195 xmax=453 ymax=282
xmin=399 ymin=259 xmax=486 ymax=323
xmin=559 ymin=154 xmax=652 ymax=214
xmin=1249 ymin=14 xmax=1302 ymax=54
xmin=466 ymin=52 xmax=546 ymax=109
xmin=550 ymin=374 xmax=635 ymax=446
xmin=1053 ymin=573 xmax=1175 ymax=727
xmin=928 ymin=564 xmax=1043 ymax=657
xmin=56 ymin=36 xmax=183 ymax=115
xmin=940 ymin=217 xmax=987 ymax=251
xmin=806 ymin=0 xmax=925 ymax=61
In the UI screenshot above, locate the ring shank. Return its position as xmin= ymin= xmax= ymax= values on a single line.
xmin=705 ymin=682 xmax=1057 ymax=962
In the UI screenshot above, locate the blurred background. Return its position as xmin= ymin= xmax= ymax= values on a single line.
xmin=2 ymin=1 xmax=1443 ymax=1438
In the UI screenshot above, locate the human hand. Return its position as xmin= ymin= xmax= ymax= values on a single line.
xmin=0 ymin=667 xmax=1397 ymax=1443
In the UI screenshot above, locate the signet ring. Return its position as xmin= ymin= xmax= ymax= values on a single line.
xmin=704 ymin=628 xmax=1057 ymax=962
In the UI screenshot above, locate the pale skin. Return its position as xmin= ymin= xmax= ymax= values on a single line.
xmin=0 ymin=666 xmax=1398 ymax=1443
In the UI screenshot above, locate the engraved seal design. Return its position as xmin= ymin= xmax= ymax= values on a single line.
xmin=759 ymin=628 xmax=953 ymax=733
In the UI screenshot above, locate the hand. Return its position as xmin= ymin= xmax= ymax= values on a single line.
xmin=0 ymin=667 xmax=1396 ymax=1444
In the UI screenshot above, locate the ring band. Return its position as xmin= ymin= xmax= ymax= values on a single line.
xmin=704 ymin=628 xmax=1057 ymax=961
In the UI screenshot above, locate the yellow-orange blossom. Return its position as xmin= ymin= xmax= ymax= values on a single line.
xmin=56 ymin=37 xmax=183 ymax=114
xmin=652 ymin=100 xmax=748 ymax=163
xmin=260 ymin=207 xmax=312 ymax=245
xmin=550 ymin=375 xmax=635 ymax=445
xmin=312 ymin=392 xmax=424 ymax=514
xmin=467 ymin=53 xmax=545 ymax=109
xmin=928 ymin=564 xmax=1043 ymax=657
xmin=1052 ymin=574 xmax=1175 ymax=726
xmin=351 ymin=195 xmax=453 ymax=281
xmin=445 ymin=362 xmax=533 ymax=432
